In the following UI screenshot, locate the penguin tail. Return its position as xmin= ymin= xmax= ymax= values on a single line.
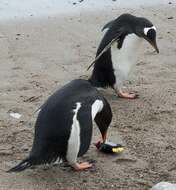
xmin=7 ymin=157 xmax=32 ymax=172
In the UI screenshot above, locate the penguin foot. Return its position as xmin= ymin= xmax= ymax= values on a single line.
xmin=117 ymin=91 xmax=138 ymax=99
xmin=73 ymin=162 xmax=93 ymax=171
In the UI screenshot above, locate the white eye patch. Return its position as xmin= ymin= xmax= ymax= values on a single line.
xmin=144 ymin=26 xmax=156 ymax=35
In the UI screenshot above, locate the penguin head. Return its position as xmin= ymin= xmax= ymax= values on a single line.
xmin=143 ymin=25 xmax=159 ymax=53
xmin=135 ymin=18 xmax=159 ymax=53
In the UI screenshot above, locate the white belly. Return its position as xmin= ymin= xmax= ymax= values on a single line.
xmin=111 ymin=34 xmax=143 ymax=88
xmin=66 ymin=102 xmax=81 ymax=165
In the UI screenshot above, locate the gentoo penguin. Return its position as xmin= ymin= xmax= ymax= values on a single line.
xmin=8 ymin=79 xmax=112 ymax=172
xmin=88 ymin=13 xmax=159 ymax=99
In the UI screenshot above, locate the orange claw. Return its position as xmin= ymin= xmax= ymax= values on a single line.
xmin=117 ymin=90 xmax=138 ymax=99
xmin=73 ymin=162 xmax=93 ymax=171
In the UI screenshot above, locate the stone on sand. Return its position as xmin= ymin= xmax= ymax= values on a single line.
xmin=152 ymin=182 xmax=176 ymax=190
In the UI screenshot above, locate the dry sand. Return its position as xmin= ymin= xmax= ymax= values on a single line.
xmin=0 ymin=4 xmax=176 ymax=190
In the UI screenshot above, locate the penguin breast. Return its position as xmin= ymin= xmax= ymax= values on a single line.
xmin=111 ymin=34 xmax=143 ymax=87
xmin=66 ymin=103 xmax=82 ymax=164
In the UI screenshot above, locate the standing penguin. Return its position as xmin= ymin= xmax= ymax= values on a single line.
xmin=88 ymin=13 xmax=159 ymax=99
xmin=8 ymin=79 xmax=112 ymax=172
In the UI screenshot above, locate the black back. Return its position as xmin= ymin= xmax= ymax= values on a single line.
xmin=29 ymin=79 xmax=109 ymax=164
xmin=8 ymin=79 xmax=113 ymax=172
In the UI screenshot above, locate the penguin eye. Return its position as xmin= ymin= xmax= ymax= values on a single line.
xmin=144 ymin=26 xmax=156 ymax=36
xmin=146 ymin=29 xmax=156 ymax=40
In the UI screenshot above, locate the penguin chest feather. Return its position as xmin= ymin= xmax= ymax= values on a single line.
xmin=66 ymin=100 xmax=104 ymax=164
xmin=111 ymin=34 xmax=143 ymax=87
xmin=66 ymin=102 xmax=81 ymax=164
xmin=91 ymin=100 xmax=104 ymax=120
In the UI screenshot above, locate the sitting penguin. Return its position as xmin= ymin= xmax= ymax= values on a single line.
xmin=88 ymin=13 xmax=159 ymax=99
xmin=8 ymin=79 xmax=112 ymax=172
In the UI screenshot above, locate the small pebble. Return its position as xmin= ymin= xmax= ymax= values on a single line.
xmin=82 ymin=179 xmax=87 ymax=183
xmin=9 ymin=112 xmax=22 ymax=119
xmin=87 ymin=159 xmax=97 ymax=164
xmin=168 ymin=16 xmax=174 ymax=19
xmin=21 ymin=144 xmax=29 ymax=151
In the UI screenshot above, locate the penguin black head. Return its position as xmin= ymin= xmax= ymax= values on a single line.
xmin=102 ymin=14 xmax=159 ymax=53
xmin=135 ymin=17 xmax=159 ymax=53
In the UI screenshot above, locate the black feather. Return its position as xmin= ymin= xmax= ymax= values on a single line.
xmin=101 ymin=19 xmax=115 ymax=31
xmin=7 ymin=158 xmax=32 ymax=172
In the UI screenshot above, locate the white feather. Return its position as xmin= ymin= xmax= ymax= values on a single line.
xmin=66 ymin=102 xmax=81 ymax=165
xmin=91 ymin=100 xmax=104 ymax=120
xmin=111 ymin=34 xmax=143 ymax=89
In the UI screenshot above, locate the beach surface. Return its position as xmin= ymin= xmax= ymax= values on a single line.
xmin=0 ymin=1 xmax=176 ymax=190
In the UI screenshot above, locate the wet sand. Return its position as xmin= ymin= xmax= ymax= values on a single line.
xmin=0 ymin=3 xmax=176 ymax=190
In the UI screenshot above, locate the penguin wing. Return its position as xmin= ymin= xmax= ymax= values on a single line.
xmin=101 ymin=19 xmax=115 ymax=31
xmin=87 ymin=28 xmax=125 ymax=70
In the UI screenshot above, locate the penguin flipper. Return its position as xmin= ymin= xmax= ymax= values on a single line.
xmin=87 ymin=28 xmax=124 ymax=70
xmin=7 ymin=157 xmax=32 ymax=172
xmin=101 ymin=20 xmax=115 ymax=31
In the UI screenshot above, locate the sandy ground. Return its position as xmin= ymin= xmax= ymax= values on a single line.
xmin=0 ymin=4 xmax=176 ymax=190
